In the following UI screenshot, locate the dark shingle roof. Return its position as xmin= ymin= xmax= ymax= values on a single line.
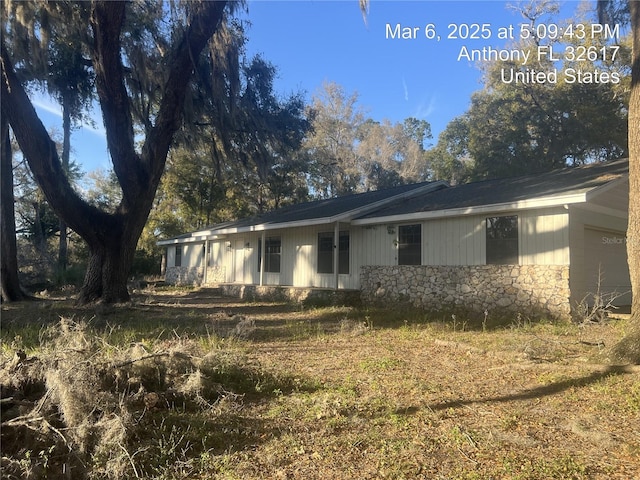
xmin=232 ymin=182 xmax=438 ymax=226
xmin=357 ymin=159 xmax=628 ymax=219
xmin=159 ymin=160 xmax=627 ymax=243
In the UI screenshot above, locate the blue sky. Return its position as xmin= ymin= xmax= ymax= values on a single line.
xmin=32 ymin=0 xmax=591 ymax=174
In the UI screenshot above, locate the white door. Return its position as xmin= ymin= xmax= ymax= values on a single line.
xmin=233 ymin=239 xmax=245 ymax=283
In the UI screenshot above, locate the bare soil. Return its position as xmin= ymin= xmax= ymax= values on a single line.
xmin=1 ymin=287 xmax=639 ymax=479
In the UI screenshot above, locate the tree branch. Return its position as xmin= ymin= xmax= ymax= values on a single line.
xmin=1 ymin=40 xmax=114 ymax=244
xmin=142 ymin=1 xmax=228 ymax=186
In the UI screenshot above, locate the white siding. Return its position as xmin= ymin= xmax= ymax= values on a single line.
xmin=356 ymin=225 xmax=397 ymax=266
xmin=360 ymin=209 xmax=569 ymax=268
xmin=173 ymin=242 xmax=204 ymax=268
xmin=167 ymin=245 xmax=176 ymax=267
xmin=519 ymin=208 xmax=570 ymax=265
xmin=423 ymin=216 xmax=484 ymax=265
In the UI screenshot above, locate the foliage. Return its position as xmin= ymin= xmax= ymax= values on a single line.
xmin=428 ymin=4 xmax=630 ymax=181
xmin=303 ymin=81 xmax=432 ymax=198
xmin=2 ymin=1 xmax=231 ymax=303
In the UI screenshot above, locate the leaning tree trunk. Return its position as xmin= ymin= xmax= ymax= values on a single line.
xmin=58 ymin=101 xmax=71 ymax=273
xmin=611 ymin=1 xmax=640 ymax=364
xmin=0 ymin=114 xmax=27 ymax=302
xmin=2 ymin=1 xmax=228 ymax=304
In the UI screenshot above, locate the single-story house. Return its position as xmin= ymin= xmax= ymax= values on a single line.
xmin=158 ymin=159 xmax=630 ymax=318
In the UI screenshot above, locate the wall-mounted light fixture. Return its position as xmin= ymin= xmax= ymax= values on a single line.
xmin=245 ymin=242 xmax=251 ymax=249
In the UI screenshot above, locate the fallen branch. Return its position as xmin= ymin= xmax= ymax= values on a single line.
xmin=109 ymin=352 xmax=170 ymax=369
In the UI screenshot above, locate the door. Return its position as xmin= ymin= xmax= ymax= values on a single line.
xmin=233 ymin=239 xmax=245 ymax=283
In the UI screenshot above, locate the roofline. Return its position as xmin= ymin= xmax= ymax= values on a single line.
xmin=157 ymin=181 xmax=449 ymax=243
xmin=157 ymin=233 xmax=226 ymax=246
xmin=584 ymin=174 xmax=628 ymax=202
xmin=351 ymin=192 xmax=588 ymax=225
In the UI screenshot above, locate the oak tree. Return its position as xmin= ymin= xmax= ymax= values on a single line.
xmin=1 ymin=1 xmax=229 ymax=304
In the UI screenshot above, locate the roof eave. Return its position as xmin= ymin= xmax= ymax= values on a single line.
xmin=189 ymin=181 xmax=450 ymax=236
xmin=351 ymin=192 xmax=587 ymax=226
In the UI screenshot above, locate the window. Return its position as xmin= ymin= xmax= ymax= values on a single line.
xmin=338 ymin=232 xmax=350 ymax=274
xmin=398 ymin=224 xmax=421 ymax=265
xmin=175 ymin=245 xmax=182 ymax=267
xmin=317 ymin=232 xmax=334 ymax=274
xmin=317 ymin=231 xmax=350 ymax=274
xmin=486 ymin=216 xmax=519 ymax=264
xmin=258 ymin=237 xmax=281 ymax=273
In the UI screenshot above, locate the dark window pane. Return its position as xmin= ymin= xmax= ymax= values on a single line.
xmin=398 ymin=224 xmax=421 ymax=265
xmin=258 ymin=237 xmax=281 ymax=273
xmin=318 ymin=231 xmax=350 ymax=274
xmin=338 ymin=231 xmax=349 ymax=274
xmin=486 ymin=216 xmax=518 ymax=264
xmin=318 ymin=233 xmax=334 ymax=274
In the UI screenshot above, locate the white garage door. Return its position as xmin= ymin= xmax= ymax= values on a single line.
xmin=584 ymin=228 xmax=631 ymax=306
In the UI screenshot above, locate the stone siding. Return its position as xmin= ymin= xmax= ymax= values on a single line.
xmin=220 ymin=284 xmax=361 ymax=307
xmin=165 ymin=266 xmax=204 ymax=286
xmin=205 ymin=266 xmax=226 ymax=285
xmin=165 ymin=266 xmax=226 ymax=286
xmin=360 ymin=265 xmax=571 ymax=319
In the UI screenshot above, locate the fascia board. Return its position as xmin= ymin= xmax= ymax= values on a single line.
xmin=211 ymin=181 xmax=450 ymax=235
xmin=351 ymin=192 xmax=587 ymax=226
xmin=569 ymin=201 xmax=628 ymax=219
xmin=584 ymin=175 xmax=628 ymax=202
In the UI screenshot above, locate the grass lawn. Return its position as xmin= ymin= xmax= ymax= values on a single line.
xmin=1 ymin=286 xmax=639 ymax=479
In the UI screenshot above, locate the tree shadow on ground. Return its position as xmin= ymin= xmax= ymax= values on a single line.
xmin=426 ymin=365 xmax=635 ymax=412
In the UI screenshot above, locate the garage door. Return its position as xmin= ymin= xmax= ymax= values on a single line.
xmin=584 ymin=228 xmax=631 ymax=306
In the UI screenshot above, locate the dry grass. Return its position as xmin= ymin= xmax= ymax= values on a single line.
xmin=1 ymin=287 xmax=639 ymax=479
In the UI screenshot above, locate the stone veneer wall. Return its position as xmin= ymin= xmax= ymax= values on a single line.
xmin=165 ymin=266 xmax=203 ymax=286
xmin=205 ymin=266 xmax=226 ymax=285
xmin=165 ymin=265 xmax=226 ymax=286
xmin=360 ymin=265 xmax=571 ymax=319
xmin=220 ymin=284 xmax=361 ymax=307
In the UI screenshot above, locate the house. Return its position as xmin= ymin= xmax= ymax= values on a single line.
xmin=158 ymin=159 xmax=630 ymax=318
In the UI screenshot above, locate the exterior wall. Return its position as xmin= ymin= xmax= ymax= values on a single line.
xmin=569 ymin=205 xmax=630 ymax=307
xmin=219 ymin=284 xmax=361 ymax=306
xmin=357 ymin=207 xmax=570 ymax=268
xmin=360 ymin=264 xmax=571 ymax=319
xmin=204 ymin=226 xmax=359 ymax=289
xmin=519 ymin=208 xmax=569 ymax=265
xmin=165 ymin=266 xmax=204 ymax=285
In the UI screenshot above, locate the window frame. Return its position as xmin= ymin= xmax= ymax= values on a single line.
xmin=398 ymin=224 xmax=422 ymax=266
xmin=485 ymin=215 xmax=519 ymax=265
xmin=175 ymin=245 xmax=182 ymax=267
xmin=317 ymin=231 xmax=350 ymax=275
xmin=258 ymin=236 xmax=282 ymax=273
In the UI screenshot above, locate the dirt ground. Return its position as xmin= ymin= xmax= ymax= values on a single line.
xmin=1 ymin=287 xmax=639 ymax=479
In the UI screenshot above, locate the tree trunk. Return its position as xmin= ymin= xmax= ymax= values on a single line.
xmin=79 ymin=236 xmax=133 ymax=304
xmin=1 ymin=1 xmax=227 ymax=304
xmin=0 ymin=114 xmax=26 ymax=302
xmin=58 ymin=101 xmax=71 ymax=273
xmin=611 ymin=1 xmax=640 ymax=364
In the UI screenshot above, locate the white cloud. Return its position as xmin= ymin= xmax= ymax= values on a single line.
xmin=31 ymin=93 xmax=106 ymax=138
xmin=412 ymin=95 xmax=436 ymax=119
